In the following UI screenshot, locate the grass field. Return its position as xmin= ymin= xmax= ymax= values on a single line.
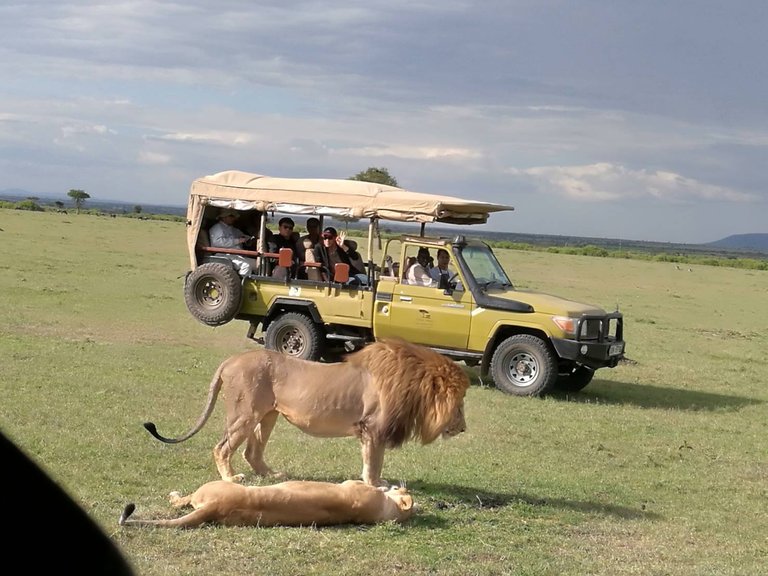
xmin=1 ymin=209 xmax=766 ymax=575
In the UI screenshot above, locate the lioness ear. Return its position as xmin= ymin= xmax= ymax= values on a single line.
xmin=400 ymin=495 xmax=414 ymax=511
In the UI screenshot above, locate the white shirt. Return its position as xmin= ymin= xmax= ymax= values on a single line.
xmin=406 ymin=263 xmax=435 ymax=286
xmin=209 ymin=221 xmax=244 ymax=249
xmin=429 ymin=266 xmax=450 ymax=283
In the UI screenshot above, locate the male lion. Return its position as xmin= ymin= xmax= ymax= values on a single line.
xmin=118 ymin=479 xmax=414 ymax=528
xmin=144 ymin=338 xmax=469 ymax=486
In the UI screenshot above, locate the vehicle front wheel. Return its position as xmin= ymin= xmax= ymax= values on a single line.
xmin=490 ymin=334 xmax=558 ymax=397
xmin=184 ymin=263 xmax=242 ymax=326
xmin=555 ymin=366 xmax=595 ymax=393
xmin=264 ymin=312 xmax=323 ymax=361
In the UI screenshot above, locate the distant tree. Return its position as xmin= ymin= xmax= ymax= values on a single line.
xmin=349 ymin=167 xmax=399 ymax=187
xmin=67 ymin=189 xmax=90 ymax=214
xmin=133 ymin=205 xmax=143 ymax=214
xmin=54 ymin=201 xmax=64 ymax=209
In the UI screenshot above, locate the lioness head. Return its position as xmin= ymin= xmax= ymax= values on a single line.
xmin=383 ymin=486 xmax=415 ymax=522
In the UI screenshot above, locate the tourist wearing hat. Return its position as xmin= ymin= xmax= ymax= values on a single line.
xmin=208 ymin=208 xmax=258 ymax=276
xmin=312 ymin=226 xmax=365 ymax=283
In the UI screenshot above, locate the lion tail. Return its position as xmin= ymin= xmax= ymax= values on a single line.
xmin=118 ymin=503 xmax=136 ymax=526
xmin=143 ymin=361 xmax=226 ymax=444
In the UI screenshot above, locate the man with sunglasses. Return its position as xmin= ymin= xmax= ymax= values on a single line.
xmin=313 ymin=226 xmax=365 ymax=283
xmin=267 ymin=217 xmax=300 ymax=278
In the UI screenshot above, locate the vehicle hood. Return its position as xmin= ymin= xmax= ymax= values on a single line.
xmin=484 ymin=287 xmax=607 ymax=316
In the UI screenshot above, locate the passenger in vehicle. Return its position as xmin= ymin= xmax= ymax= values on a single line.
xmin=237 ymin=210 xmax=270 ymax=248
xmin=208 ymin=209 xmax=258 ymax=276
xmin=401 ymin=256 xmax=416 ymax=278
xmin=297 ymin=217 xmax=321 ymax=280
xmin=267 ymin=217 xmax=300 ymax=279
xmin=313 ymin=226 xmax=365 ymax=283
xmin=405 ymin=247 xmax=435 ymax=286
xmin=429 ymin=249 xmax=451 ymax=283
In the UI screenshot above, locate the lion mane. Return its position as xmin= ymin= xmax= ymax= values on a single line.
xmin=144 ymin=338 xmax=469 ymax=486
xmin=346 ymin=339 xmax=468 ymax=449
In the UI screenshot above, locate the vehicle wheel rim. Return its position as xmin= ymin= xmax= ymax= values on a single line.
xmin=276 ymin=326 xmax=305 ymax=356
xmin=507 ymin=352 xmax=538 ymax=387
xmin=195 ymin=277 xmax=223 ymax=308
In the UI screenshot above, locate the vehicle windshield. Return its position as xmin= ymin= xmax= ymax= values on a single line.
xmin=460 ymin=244 xmax=513 ymax=289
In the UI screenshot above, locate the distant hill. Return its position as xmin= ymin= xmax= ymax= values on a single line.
xmin=705 ymin=233 xmax=768 ymax=252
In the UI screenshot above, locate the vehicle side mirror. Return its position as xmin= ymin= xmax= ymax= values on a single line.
xmin=333 ymin=263 xmax=350 ymax=283
xmin=278 ymin=248 xmax=293 ymax=268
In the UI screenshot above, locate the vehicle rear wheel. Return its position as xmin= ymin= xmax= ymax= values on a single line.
xmin=264 ymin=312 xmax=323 ymax=361
xmin=184 ymin=263 xmax=242 ymax=326
xmin=490 ymin=334 xmax=558 ymax=397
xmin=555 ymin=366 xmax=595 ymax=393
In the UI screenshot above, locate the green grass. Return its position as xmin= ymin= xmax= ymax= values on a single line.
xmin=1 ymin=209 xmax=767 ymax=575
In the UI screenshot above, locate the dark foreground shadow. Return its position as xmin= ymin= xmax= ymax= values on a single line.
xmin=0 ymin=429 xmax=134 ymax=574
xmin=551 ymin=379 xmax=761 ymax=412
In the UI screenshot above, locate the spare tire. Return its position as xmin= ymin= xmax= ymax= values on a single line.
xmin=184 ymin=263 xmax=242 ymax=326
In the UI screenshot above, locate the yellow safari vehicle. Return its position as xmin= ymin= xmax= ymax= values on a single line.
xmin=183 ymin=170 xmax=625 ymax=396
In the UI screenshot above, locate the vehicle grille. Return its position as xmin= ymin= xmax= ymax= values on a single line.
xmin=576 ymin=312 xmax=623 ymax=343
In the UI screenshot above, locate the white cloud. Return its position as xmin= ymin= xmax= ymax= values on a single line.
xmin=138 ymin=150 xmax=172 ymax=165
xmin=151 ymin=132 xmax=252 ymax=146
xmin=343 ymin=145 xmax=481 ymax=160
xmin=61 ymin=124 xmax=117 ymax=137
xmin=511 ymin=163 xmax=759 ymax=204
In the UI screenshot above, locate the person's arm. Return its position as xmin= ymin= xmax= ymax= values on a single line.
xmin=337 ymin=231 xmax=359 ymax=258
xmin=412 ymin=264 xmax=434 ymax=286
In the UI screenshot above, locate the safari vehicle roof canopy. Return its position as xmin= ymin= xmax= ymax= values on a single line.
xmin=188 ymin=170 xmax=514 ymax=226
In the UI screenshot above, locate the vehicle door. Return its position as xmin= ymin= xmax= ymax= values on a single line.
xmin=376 ymin=245 xmax=472 ymax=349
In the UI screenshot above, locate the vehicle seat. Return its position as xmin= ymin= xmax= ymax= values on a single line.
xmin=197 ymin=228 xmax=210 ymax=249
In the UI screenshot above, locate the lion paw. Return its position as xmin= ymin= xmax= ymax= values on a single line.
xmin=168 ymin=491 xmax=184 ymax=505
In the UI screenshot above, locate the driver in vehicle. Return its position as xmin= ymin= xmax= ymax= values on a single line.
xmin=429 ymin=249 xmax=451 ymax=282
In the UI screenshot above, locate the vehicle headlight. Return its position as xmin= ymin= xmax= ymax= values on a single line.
xmin=552 ymin=315 xmax=578 ymax=336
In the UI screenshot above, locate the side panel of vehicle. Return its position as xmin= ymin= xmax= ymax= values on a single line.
xmin=381 ymin=281 xmax=472 ymax=349
xmin=240 ymin=278 xmax=374 ymax=329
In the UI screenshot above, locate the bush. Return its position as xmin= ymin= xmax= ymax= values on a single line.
xmin=14 ymin=200 xmax=44 ymax=212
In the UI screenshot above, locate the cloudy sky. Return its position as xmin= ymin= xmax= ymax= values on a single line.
xmin=1 ymin=1 xmax=766 ymax=243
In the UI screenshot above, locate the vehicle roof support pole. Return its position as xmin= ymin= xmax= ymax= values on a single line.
xmin=366 ymin=219 xmax=375 ymax=262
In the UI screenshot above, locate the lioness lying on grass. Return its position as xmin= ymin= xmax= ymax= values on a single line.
xmin=118 ymin=479 xmax=415 ymax=528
